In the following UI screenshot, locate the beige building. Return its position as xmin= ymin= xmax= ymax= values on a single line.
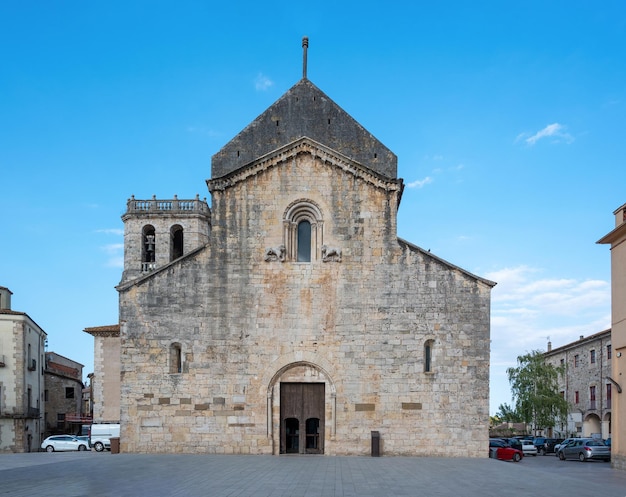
xmin=0 ymin=286 xmax=47 ymax=452
xmin=544 ymin=330 xmax=612 ymax=439
xmin=84 ymin=325 xmax=120 ymax=424
xmin=598 ymin=202 xmax=626 ymax=471
xmin=100 ymin=41 xmax=495 ymax=456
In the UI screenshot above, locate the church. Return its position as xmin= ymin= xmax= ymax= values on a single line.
xmin=111 ymin=39 xmax=495 ymax=456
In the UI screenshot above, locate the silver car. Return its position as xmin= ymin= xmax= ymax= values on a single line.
xmin=558 ymin=438 xmax=610 ymax=462
xmin=554 ymin=438 xmax=577 ymax=456
xmin=41 ymin=435 xmax=89 ymax=452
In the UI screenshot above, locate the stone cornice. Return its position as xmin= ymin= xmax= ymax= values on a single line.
xmin=597 ymin=221 xmax=626 ymax=246
xmin=83 ymin=325 xmax=120 ymax=337
xmin=207 ymin=137 xmax=404 ymax=195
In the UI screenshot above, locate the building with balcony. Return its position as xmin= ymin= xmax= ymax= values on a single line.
xmin=0 ymin=286 xmax=47 ymax=452
xmin=544 ymin=330 xmax=612 ymax=439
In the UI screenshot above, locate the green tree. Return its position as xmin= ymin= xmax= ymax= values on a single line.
xmin=506 ymin=350 xmax=568 ymax=433
xmin=495 ymin=402 xmax=523 ymax=423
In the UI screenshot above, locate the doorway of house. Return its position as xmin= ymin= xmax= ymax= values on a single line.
xmin=280 ymin=383 xmax=324 ymax=454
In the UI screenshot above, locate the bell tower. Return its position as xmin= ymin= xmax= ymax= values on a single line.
xmin=120 ymin=194 xmax=211 ymax=283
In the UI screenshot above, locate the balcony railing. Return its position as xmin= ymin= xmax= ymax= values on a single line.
xmin=27 ymin=407 xmax=40 ymax=418
xmin=141 ymin=262 xmax=157 ymax=273
xmin=126 ymin=195 xmax=209 ymax=215
xmin=65 ymin=413 xmax=93 ymax=423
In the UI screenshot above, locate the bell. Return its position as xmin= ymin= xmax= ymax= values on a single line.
xmin=145 ymin=235 xmax=155 ymax=252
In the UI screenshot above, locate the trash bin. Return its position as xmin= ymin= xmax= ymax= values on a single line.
xmin=371 ymin=431 xmax=380 ymax=457
xmin=110 ymin=437 xmax=120 ymax=454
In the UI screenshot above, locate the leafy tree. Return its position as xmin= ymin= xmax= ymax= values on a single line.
xmin=506 ymin=350 xmax=568 ymax=433
xmin=495 ymin=402 xmax=523 ymax=423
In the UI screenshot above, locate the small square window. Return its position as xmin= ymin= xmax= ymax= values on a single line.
xmin=65 ymin=387 xmax=75 ymax=399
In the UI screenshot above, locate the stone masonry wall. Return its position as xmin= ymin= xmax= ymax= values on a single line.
xmin=119 ymin=153 xmax=491 ymax=456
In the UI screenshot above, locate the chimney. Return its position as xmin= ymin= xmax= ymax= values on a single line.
xmin=0 ymin=286 xmax=12 ymax=310
xmin=547 ymin=341 xmax=552 ymax=352
xmin=580 ymin=335 xmax=584 ymax=341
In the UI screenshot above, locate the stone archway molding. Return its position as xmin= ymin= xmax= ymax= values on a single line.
xmin=263 ymin=353 xmax=337 ymax=454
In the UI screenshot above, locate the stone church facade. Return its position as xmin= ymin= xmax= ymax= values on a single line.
xmin=115 ymin=42 xmax=494 ymax=456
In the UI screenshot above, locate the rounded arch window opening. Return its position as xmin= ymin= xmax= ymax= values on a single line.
xmin=297 ymin=220 xmax=311 ymax=262
xmin=283 ymin=200 xmax=324 ymax=262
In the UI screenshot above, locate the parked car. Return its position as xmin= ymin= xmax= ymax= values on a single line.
xmin=558 ymin=438 xmax=610 ymax=462
xmin=502 ymin=438 xmax=523 ymax=451
xmin=519 ymin=439 xmax=538 ymax=456
xmin=76 ymin=436 xmax=91 ymax=449
xmin=534 ymin=437 xmax=564 ymax=455
xmin=554 ymin=438 xmax=577 ymax=456
xmin=489 ymin=439 xmax=523 ymax=462
xmin=41 ymin=435 xmax=89 ymax=452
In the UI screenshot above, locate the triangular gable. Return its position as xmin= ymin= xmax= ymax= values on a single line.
xmin=208 ymin=136 xmax=403 ymax=197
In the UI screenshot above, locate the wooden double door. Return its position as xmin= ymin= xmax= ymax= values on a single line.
xmin=280 ymin=383 xmax=325 ymax=454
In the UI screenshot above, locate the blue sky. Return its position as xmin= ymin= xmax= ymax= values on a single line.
xmin=1 ymin=1 xmax=624 ymax=415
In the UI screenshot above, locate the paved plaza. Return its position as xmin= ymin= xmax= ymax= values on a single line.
xmin=1 ymin=451 xmax=626 ymax=497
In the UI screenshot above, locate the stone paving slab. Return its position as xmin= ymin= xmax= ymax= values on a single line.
xmin=1 ymin=452 xmax=626 ymax=497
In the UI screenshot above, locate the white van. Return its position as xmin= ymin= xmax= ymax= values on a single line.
xmin=89 ymin=423 xmax=120 ymax=452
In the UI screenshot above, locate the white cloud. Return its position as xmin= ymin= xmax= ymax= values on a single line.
xmin=485 ymin=265 xmax=610 ymax=413
xmin=187 ymin=126 xmax=222 ymax=138
xmin=406 ymin=176 xmax=433 ymax=188
xmin=106 ymin=256 xmax=124 ymax=269
xmin=520 ymin=123 xmax=574 ymax=146
xmin=423 ymin=154 xmax=444 ymax=161
xmin=254 ymin=73 xmax=274 ymax=91
xmin=96 ymin=228 xmax=124 ymax=236
xmin=102 ymin=243 xmax=124 ymax=268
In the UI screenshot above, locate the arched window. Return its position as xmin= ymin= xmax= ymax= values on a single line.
xmin=170 ymin=224 xmax=184 ymax=261
xmin=297 ymin=220 xmax=311 ymax=262
xmin=170 ymin=343 xmax=182 ymax=374
xmin=142 ymin=225 xmax=156 ymax=272
xmin=424 ymin=339 xmax=434 ymax=373
xmin=283 ymin=200 xmax=323 ymax=262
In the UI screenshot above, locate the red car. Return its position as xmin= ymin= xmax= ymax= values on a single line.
xmin=490 ymin=438 xmax=523 ymax=462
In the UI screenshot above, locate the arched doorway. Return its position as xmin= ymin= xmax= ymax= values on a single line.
xmin=280 ymin=383 xmax=324 ymax=454
xmin=267 ymin=361 xmax=335 ymax=455
xmin=583 ymin=413 xmax=601 ymax=437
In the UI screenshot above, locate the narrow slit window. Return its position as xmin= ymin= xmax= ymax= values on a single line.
xmin=424 ymin=340 xmax=434 ymax=373
xmin=170 ymin=343 xmax=182 ymax=374
xmin=297 ymin=220 xmax=311 ymax=262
